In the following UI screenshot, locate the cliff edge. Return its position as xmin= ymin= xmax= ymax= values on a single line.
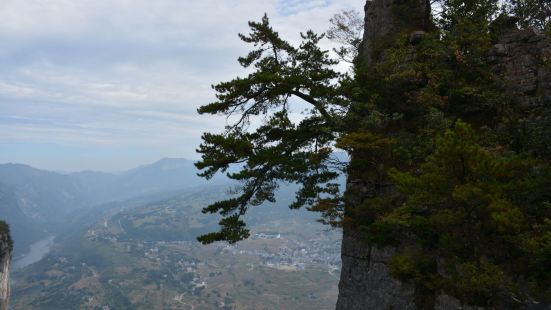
xmin=0 ymin=221 xmax=12 ymax=310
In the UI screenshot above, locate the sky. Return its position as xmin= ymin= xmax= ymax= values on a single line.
xmin=0 ymin=0 xmax=364 ymax=172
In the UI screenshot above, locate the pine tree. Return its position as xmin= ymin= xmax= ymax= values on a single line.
xmin=195 ymin=2 xmax=551 ymax=306
xmin=385 ymin=121 xmax=551 ymax=305
xmin=195 ymin=15 xmax=347 ymax=243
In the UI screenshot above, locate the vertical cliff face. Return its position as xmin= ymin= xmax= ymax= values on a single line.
xmin=0 ymin=222 xmax=12 ymax=310
xmin=359 ymin=0 xmax=430 ymax=66
xmin=489 ymin=26 xmax=551 ymax=108
xmin=336 ymin=1 xmax=551 ymax=309
xmin=336 ymin=1 xmax=431 ymax=309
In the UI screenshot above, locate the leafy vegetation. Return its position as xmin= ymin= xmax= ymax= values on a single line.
xmin=506 ymin=0 xmax=551 ymax=32
xmin=196 ymin=0 xmax=550 ymax=307
xmin=385 ymin=122 xmax=551 ymax=305
xmin=0 ymin=220 xmax=13 ymax=252
xmin=196 ymin=15 xmax=347 ymax=243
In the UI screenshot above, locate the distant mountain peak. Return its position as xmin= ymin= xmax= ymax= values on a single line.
xmin=145 ymin=158 xmax=195 ymax=171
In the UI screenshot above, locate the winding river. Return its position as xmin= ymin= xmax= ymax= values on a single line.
xmin=13 ymin=236 xmax=55 ymax=270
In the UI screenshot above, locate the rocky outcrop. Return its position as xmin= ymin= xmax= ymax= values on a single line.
xmin=337 ymin=1 xmax=431 ymax=309
xmin=0 ymin=222 xmax=12 ymax=310
xmin=359 ymin=0 xmax=430 ymax=66
xmin=489 ymin=26 xmax=551 ymax=107
xmin=336 ymin=1 xmax=551 ymax=309
xmin=337 ymin=233 xmax=416 ymax=309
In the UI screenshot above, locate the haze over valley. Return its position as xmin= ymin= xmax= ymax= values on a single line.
xmin=3 ymin=0 xmax=548 ymax=308
xmin=2 ymin=159 xmax=342 ymax=309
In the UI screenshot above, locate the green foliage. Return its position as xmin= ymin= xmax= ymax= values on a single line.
xmin=380 ymin=122 xmax=551 ymax=305
xmin=506 ymin=0 xmax=551 ymax=31
xmin=197 ymin=2 xmax=551 ymax=306
xmin=0 ymin=220 xmax=13 ymax=253
xmin=196 ymin=15 xmax=346 ymax=243
xmin=338 ymin=0 xmax=551 ymax=305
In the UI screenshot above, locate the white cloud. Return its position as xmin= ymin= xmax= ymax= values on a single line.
xmin=0 ymin=81 xmax=37 ymax=97
xmin=0 ymin=0 xmax=365 ymax=171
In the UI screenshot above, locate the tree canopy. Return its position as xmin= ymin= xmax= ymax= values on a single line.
xmin=196 ymin=15 xmax=348 ymax=244
xmin=196 ymin=1 xmax=551 ymax=306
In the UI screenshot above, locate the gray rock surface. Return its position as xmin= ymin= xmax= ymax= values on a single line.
xmin=337 ymin=234 xmax=416 ymax=309
xmin=0 ymin=229 xmax=11 ymax=310
xmin=360 ymin=0 xmax=430 ymax=65
xmin=489 ymin=27 xmax=551 ymax=107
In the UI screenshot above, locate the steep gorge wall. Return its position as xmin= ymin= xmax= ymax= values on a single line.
xmin=336 ymin=1 xmax=551 ymax=309
xmin=0 ymin=222 xmax=11 ymax=310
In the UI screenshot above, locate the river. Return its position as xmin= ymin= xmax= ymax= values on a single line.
xmin=13 ymin=236 xmax=55 ymax=270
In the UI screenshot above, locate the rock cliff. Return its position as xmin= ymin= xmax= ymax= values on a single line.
xmin=359 ymin=0 xmax=430 ymax=66
xmin=336 ymin=1 xmax=551 ymax=309
xmin=0 ymin=222 xmax=12 ymax=310
xmin=489 ymin=26 xmax=551 ymax=108
xmin=337 ymin=1 xmax=431 ymax=309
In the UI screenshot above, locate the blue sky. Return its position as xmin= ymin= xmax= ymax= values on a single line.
xmin=0 ymin=0 xmax=364 ymax=171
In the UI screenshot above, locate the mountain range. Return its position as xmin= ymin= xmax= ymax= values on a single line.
xmin=11 ymin=184 xmax=341 ymax=309
xmin=0 ymin=158 xmax=229 ymax=256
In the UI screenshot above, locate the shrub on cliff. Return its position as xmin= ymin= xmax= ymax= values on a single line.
xmin=0 ymin=221 xmax=12 ymax=253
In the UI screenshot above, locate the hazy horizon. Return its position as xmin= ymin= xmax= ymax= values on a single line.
xmin=0 ymin=0 xmax=363 ymax=172
xmin=0 ymin=156 xmax=196 ymax=173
